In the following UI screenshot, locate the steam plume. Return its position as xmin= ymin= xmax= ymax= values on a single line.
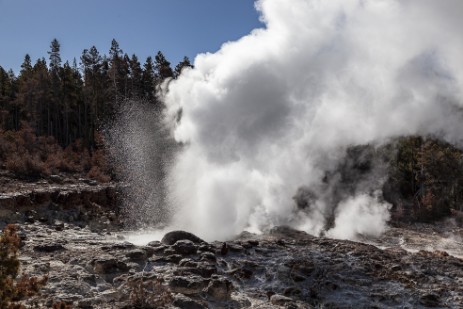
xmin=161 ymin=0 xmax=463 ymax=241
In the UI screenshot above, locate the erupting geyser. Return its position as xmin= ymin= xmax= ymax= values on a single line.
xmin=126 ymin=0 xmax=463 ymax=241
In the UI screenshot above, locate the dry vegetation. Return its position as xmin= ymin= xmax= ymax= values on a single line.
xmin=0 ymin=225 xmax=48 ymax=309
xmin=0 ymin=123 xmax=111 ymax=182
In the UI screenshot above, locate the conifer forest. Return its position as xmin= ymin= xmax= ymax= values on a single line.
xmin=0 ymin=39 xmax=192 ymax=182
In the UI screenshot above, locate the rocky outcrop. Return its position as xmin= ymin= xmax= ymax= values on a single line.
xmin=0 ymin=182 xmax=123 ymax=230
xmin=4 ymin=179 xmax=463 ymax=308
xmin=11 ymin=221 xmax=463 ymax=308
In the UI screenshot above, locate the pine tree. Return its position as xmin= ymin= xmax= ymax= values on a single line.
xmin=81 ymin=46 xmax=104 ymax=149
xmin=20 ymin=54 xmax=32 ymax=75
xmin=142 ymin=56 xmax=155 ymax=101
xmin=174 ymin=56 xmax=194 ymax=78
xmin=0 ymin=67 xmax=13 ymax=130
xmin=48 ymin=39 xmax=62 ymax=71
xmin=13 ymin=56 xmax=35 ymax=130
xmin=0 ymin=67 xmax=10 ymax=102
xmin=154 ymin=51 xmax=174 ymax=81
xmin=47 ymin=39 xmax=63 ymax=140
xmin=108 ymin=39 xmax=126 ymax=103
xmin=32 ymin=58 xmax=51 ymax=136
xmin=128 ymin=54 xmax=143 ymax=98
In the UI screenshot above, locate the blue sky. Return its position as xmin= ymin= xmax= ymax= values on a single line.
xmin=0 ymin=0 xmax=263 ymax=75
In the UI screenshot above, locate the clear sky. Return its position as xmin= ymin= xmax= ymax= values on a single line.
xmin=0 ymin=0 xmax=263 ymax=75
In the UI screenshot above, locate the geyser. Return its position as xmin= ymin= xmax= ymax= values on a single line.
xmin=134 ymin=0 xmax=463 ymax=241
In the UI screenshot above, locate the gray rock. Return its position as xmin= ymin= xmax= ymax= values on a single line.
xmin=102 ymin=241 xmax=135 ymax=250
xmin=173 ymin=293 xmax=206 ymax=309
xmin=420 ymin=293 xmax=440 ymax=307
xmin=147 ymin=240 xmax=162 ymax=247
xmin=125 ymin=249 xmax=146 ymax=260
xmin=270 ymin=294 xmax=293 ymax=306
xmin=227 ymin=243 xmax=245 ymax=253
xmin=93 ymin=258 xmax=129 ymax=274
xmin=49 ymin=174 xmax=63 ymax=184
xmin=172 ymin=240 xmax=198 ymax=255
xmin=174 ymin=264 xmax=217 ymax=279
xmin=199 ymin=252 xmax=217 ymax=262
xmin=168 ymin=275 xmax=209 ymax=295
xmin=161 ymin=230 xmax=205 ymax=245
xmin=152 ymin=254 xmax=184 ymax=264
xmin=206 ymin=276 xmax=233 ymax=301
xmin=33 ymin=243 xmax=66 ymax=252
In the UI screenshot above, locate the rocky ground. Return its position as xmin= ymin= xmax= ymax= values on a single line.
xmin=3 ymin=179 xmax=463 ymax=308
xmin=0 ymin=174 xmax=123 ymax=231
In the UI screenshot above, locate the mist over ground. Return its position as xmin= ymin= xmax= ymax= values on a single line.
xmin=124 ymin=0 xmax=463 ymax=241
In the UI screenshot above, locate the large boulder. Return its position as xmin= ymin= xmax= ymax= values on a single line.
xmin=161 ymin=231 xmax=205 ymax=245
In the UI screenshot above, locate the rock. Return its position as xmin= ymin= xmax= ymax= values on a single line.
xmin=420 ymin=293 xmax=440 ymax=307
xmin=206 ymin=276 xmax=233 ymax=301
xmin=247 ymin=240 xmax=259 ymax=246
xmin=152 ymin=254 xmax=183 ymax=264
xmin=93 ymin=258 xmax=129 ymax=274
xmin=34 ymin=243 xmax=66 ymax=252
xmin=161 ymin=230 xmax=205 ymax=245
xmin=57 ymin=280 xmax=93 ymax=297
xmin=200 ymin=252 xmax=217 ymax=262
xmin=390 ymin=264 xmax=402 ymax=272
xmin=179 ymin=258 xmax=196 ymax=267
xmin=270 ymin=226 xmax=310 ymax=239
xmin=125 ymin=249 xmax=147 ymax=260
xmin=198 ymin=244 xmax=214 ymax=253
xmin=227 ymin=243 xmax=245 ymax=253
xmin=168 ymin=275 xmax=209 ymax=295
xmin=227 ymin=267 xmax=253 ymax=280
xmin=79 ymin=178 xmax=97 ymax=186
xmin=95 ymin=289 xmax=123 ymax=303
xmin=164 ymin=247 xmax=176 ymax=255
xmin=54 ymin=221 xmax=65 ymax=231
xmin=147 ymin=240 xmax=162 ymax=247
xmin=49 ymin=174 xmax=63 ymax=184
xmin=102 ymin=241 xmax=135 ymax=251
xmin=172 ymin=293 xmax=206 ymax=309
xmin=172 ymin=240 xmax=198 ymax=255
xmin=8 ymin=199 xmax=463 ymax=309
xmin=150 ymin=245 xmax=167 ymax=255
xmin=140 ymin=246 xmax=155 ymax=258
xmin=175 ymin=264 xmax=217 ymax=278
xmin=284 ymin=287 xmax=302 ymax=297
xmin=76 ymin=298 xmax=95 ymax=308
xmin=26 ymin=215 xmax=35 ymax=223
xmin=270 ymin=294 xmax=293 ymax=306
xmin=288 ymin=260 xmax=314 ymax=281
xmin=15 ymin=194 xmax=32 ymax=207
xmin=220 ymin=242 xmax=228 ymax=255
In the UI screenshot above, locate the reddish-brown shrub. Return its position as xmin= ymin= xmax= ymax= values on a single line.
xmin=0 ymin=125 xmax=112 ymax=182
xmin=87 ymin=166 xmax=111 ymax=183
xmin=0 ymin=225 xmax=48 ymax=308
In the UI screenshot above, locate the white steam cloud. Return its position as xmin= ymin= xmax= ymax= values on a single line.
xmin=161 ymin=0 xmax=463 ymax=241
xmin=326 ymin=192 xmax=390 ymax=240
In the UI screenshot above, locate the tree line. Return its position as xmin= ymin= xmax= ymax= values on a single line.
xmin=387 ymin=137 xmax=463 ymax=222
xmin=346 ymin=137 xmax=463 ymax=223
xmin=0 ymin=38 xmax=192 ymax=181
xmin=1 ymin=39 xmax=463 ymax=224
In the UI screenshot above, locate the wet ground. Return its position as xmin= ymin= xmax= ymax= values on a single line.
xmin=3 ymin=178 xmax=463 ymax=308
xmin=12 ymin=220 xmax=463 ymax=308
xmin=364 ymin=220 xmax=463 ymax=259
